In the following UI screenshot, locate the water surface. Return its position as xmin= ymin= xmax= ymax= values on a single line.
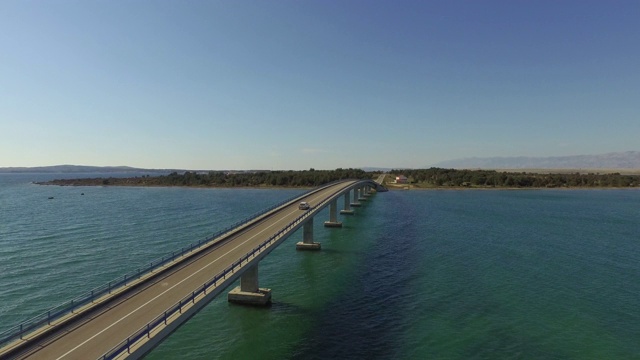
xmin=1 ymin=174 xmax=638 ymax=359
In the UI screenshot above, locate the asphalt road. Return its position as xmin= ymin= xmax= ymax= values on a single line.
xmin=7 ymin=180 xmax=357 ymax=360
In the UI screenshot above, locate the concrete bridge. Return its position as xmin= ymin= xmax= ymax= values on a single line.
xmin=0 ymin=178 xmax=386 ymax=360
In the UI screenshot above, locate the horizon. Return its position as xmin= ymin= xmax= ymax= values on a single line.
xmin=2 ymin=1 xmax=639 ymax=170
xmin=2 ymin=149 xmax=640 ymax=173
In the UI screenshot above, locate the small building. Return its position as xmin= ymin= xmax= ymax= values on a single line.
xmin=395 ymin=175 xmax=408 ymax=184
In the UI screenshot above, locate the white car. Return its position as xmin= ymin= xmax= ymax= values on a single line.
xmin=298 ymin=202 xmax=310 ymax=210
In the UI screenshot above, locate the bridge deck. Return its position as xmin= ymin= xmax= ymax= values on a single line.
xmin=7 ymin=180 xmax=358 ymax=359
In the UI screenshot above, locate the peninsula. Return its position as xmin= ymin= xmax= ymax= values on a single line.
xmin=34 ymin=168 xmax=639 ymax=189
xmin=35 ymin=169 xmax=373 ymax=188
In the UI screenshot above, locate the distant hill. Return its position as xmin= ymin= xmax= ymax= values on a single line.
xmin=1 ymin=165 xmax=396 ymax=174
xmin=0 ymin=165 xmax=180 ymax=174
xmin=433 ymin=151 xmax=640 ymax=170
xmin=360 ymin=167 xmax=392 ymax=172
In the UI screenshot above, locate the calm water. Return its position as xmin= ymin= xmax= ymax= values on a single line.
xmin=1 ymin=174 xmax=639 ymax=359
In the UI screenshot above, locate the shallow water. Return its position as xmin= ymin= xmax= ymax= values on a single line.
xmin=1 ymin=174 xmax=639 ymax=359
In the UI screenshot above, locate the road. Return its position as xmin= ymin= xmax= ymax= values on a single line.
xmin=6 ymin=180 xmax=357 ymax=360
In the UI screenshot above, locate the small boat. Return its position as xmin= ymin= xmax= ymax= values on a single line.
xmin=48 ymin=197 xmax=54 ymax=200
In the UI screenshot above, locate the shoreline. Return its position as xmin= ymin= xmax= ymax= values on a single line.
xmin=32 ymin=168 xmax=640 ymax=190
xmin=34 ymin=181 xmax=638 ymax=191
xmin=33 ymin=181 xmax=315 ymax=190
xmin=383 ymin=184 xmax=639 ymax=191
xmin=386 ymin=186 xmax=640 ymax=191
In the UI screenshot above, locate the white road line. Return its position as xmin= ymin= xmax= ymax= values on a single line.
xmin=55 ymin=184 xmax=347 ymax=359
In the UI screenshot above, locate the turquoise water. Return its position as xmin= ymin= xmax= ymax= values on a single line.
xmin=1 ymin=174 xmax=639 ymax=359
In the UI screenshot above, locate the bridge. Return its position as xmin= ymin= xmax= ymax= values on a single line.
xmin=1 ymin=177 xmax=387 ymax=360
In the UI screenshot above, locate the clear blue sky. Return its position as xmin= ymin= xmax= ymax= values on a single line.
xmin=1 ymin=1 xmax=638 ymax=170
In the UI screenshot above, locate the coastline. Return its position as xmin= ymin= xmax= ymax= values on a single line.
xmin=34 ymin=181 xmax=638 ymax=191
xmin=31 ymin=167 xmax=640 ymax=190
xmin=385 ymin=186 xmax=640 ymax=191
xmin=383 ymin=184 xmax=640 ymax=191
xmin=33 ymin=181 xmax=315 ymax=190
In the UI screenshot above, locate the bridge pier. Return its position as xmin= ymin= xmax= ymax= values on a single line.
xmin=324 ymin=199 xmax=342 ymax=227
xmin=340 ymin=191 xmax=354 ymax=215
xmin=296 ymin=217 xmax=321 ymax=250
xmin=0 ymin=180 xmax=386 ymax=360
xmin=358 ymin=186 xmax=367 ymax=201
xmin=228 ymin=264 xmax=272 ymax=306
xmin=351 ymin=188 xmax=362 ymax=207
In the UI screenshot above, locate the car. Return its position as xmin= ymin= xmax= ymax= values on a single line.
xmin=298 ymin=201 xmax=310 ymax=210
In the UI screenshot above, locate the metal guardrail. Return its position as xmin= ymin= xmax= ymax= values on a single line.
xmin=0 ymin=179 xmax=372 ymax=359
xmin=98 ymin=209 xmax=309 ymax=359
xmin=97 ymin=179 xmax=368 ymax=359
xmin=0 ymin=181 xmax=350 ymax=349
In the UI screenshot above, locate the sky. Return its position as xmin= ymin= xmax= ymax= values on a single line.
xmin=1 ymin=1 xmax=639 ymax=170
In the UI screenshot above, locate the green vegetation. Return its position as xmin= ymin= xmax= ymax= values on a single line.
xmin=39 ymin=168 xmax=374 ymax=188
xmin=37 ymin=168 xmax=639 ymax=189
xmin=389 ymin=168 xmax=639 ymax=188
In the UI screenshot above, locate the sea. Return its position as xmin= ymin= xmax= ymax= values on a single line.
xmin=0 ymin=173 xmax=639 ymax=359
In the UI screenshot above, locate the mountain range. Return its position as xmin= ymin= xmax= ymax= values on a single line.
xmin=2 ymin=151 xmax=639 ymax=173
xmin=433 ymin=151 xmax=640 ymax=170
xmin=0 ymin=165 xmax=175 ymax=174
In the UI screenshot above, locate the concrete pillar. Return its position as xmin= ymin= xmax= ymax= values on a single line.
xmin=340 ymin=191 xmax=354 ymax=215
xmin=296 ymin=217 xmax=321 ymax=250
xmin=351 ymin=188 xmax=361 ymax=207
xmin=324 ymin=199 xmax=343 ymax=227
xmin=363 ymin=185 xmax=371 ymax=197
xmin=240 ymin=264 xmax=259 ymax=292
xmin=358 ymin=186 xmax=367 ymax=201
xmin=228 ymin=264 xmax=272 ymax=305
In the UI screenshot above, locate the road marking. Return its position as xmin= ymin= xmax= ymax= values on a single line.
xmin=55 ymin=184 xmax=350 ymax=359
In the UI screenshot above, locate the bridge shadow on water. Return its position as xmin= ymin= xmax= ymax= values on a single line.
xmin=268 ymin=300 xmax=315 ymax=316
xmin=315 ymin=247 xmax=362 ymax=256
xmin=290 ymin=192 xmax=422 ymax=360
xmin=227 ymin=298 xmax=316 ymax=316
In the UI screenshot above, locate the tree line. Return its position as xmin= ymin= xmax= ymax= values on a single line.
xmin=38 ymin=167 xmax=639 ymax=188
xmin=41 ymin=168 xmax=374 ymax=188
xmin=390 ymin=168 xmax=639 ymax=188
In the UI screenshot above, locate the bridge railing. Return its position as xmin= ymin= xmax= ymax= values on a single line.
xmin=0 ymin=181 xmax=350 ymax=349
xmin=97 ymin=187 xmax=349 ymax=359
xmin=98 ymin=180 xmax=367 ymax=359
